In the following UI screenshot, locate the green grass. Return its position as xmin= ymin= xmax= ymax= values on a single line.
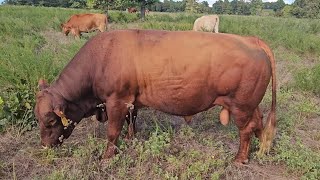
xmin=294 ymin=64 xmax=320 ymax=95
xmin=0 ymin=5 xmax=320 ymax=180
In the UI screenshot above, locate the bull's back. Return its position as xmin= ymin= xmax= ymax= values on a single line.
xmin=90 ymin=30 xmax=271 ymax=115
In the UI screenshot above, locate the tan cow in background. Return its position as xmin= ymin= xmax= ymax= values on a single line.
xmin=193 ymin=15 xmax=219 ymax=33
xmin=61 ymin=13 xmax=107 ymax=38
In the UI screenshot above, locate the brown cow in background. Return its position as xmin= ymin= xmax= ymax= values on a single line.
xmin=35 ymin=29 xmax=276 ymax=165
xmin=61 ymin=13 xmax=107 ymax=38
xmin=128 ymin=7 xmax=137 ymax=13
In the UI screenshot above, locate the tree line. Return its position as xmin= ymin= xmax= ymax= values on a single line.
xmin=3 ymin=0 xmax=320 ymax=19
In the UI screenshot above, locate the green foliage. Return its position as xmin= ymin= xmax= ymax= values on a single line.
xmin=250 ymin=0 xmax=263 ymax=15
xmin=185 ymin=0 xmax=199 ymax=13
xmin=219 ymin=15 xmax=320 ymax=55
xmin=86 ymin=0 xmax=96 ymax=9
xmin=281 ymin=5 xmax=293 ymax=17
xmin=273 ymin=0 xmax=286 ymax=12
xmin=294 ymin=64 xmax=320 ymax=95
xmin=108 ymin=11 xmax=139 ymax=23
xmin=0 ymin=6 xmax=90 ymax=132
xmin=275 ymin=133 xmax=320 ymax=179
xmin=291 ymin=0 xmax=320 ymax=19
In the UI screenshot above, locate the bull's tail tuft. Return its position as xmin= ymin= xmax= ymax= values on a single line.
xmin=257 ymin=39 xmax=277 ymax=157
xmin=257 ymin=111 xmax=276 ymax=157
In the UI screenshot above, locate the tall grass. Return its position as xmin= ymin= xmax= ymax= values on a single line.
xmin=219 ymin=15 xmax=320 ymax=55
xmin=0 ymin=6 xmax=92 ymax=132
xmin=144 ymin=14 xmax=320 ymax=55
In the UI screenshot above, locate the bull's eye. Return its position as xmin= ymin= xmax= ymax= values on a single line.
xmin=46 ymin=119 xmax=57 ymax=127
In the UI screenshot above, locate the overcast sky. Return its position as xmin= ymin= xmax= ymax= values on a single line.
xmin=0 ymin=0 xmax=295 ymax=6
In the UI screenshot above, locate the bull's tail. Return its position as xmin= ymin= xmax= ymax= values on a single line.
xmin=257 ymin=39 xmax=277 ymax=157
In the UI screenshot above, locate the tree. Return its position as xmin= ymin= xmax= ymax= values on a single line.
xmin=212 ymin=0 xmax=223 ymax=14
xmin=185 ymin=0 xmax=199 ymax=13
xmin=86 ymin=0 xmax=96 ymax=8
xmin=250 ymin=0 xmax=263 ymax=15
xmin=138 ymin=0 xmax=158 ymax=19
xmin=198 ymin=1 xmax=210 ymax=13
xmin=281 ymin=5 xmax=293 ymax=17
xmin=222 ymin=0 xmax=231 ymax=14
xmin=230 ymin=0 xmax=238 ymax=14
xmin=291 ymin=0 xmax=320 ymax=18
xmin=273 ymin=0 xmax=285 ymax=12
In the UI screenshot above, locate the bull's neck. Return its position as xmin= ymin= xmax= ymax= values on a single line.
xmin=51 ymin=56 xmax=93 ymax=102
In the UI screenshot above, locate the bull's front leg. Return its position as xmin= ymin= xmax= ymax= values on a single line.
xmin=103 ymin=99 xmax=128 ymax=159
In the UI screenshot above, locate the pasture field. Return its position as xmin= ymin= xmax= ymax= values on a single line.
xmin=0 ymin=5 xmax=320 ymax=179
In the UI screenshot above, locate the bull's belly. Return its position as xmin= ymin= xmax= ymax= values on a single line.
xmin=136 ymin=82 xmax=217 ymax=116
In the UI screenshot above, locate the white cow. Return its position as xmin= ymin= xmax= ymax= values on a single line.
xmin=193 ymin=15 xmax=219 ymax=33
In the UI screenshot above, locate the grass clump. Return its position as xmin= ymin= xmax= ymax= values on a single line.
xmin=294 ymin=64 xmax=320 ymax=95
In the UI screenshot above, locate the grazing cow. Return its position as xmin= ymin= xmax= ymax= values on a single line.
xmin=61 ymin=13 xmax=107 ymax=38
xmin=193 ymin=15 xmax=219 ymax=33
xmin=145 ymin=9 xmax=150 ymax=14
xmin=34 ymin=29 xmax=276 ymax=164
xmin=128 ymin=7 xmax=137 ymax=13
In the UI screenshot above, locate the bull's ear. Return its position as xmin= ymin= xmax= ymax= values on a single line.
xmin=53 ymin=107 xmax=64 ymax=118
xmin=38 ymin=79 xmax=49 ymax=91
xmin=53 ymin=107 xmax=69 ymax=127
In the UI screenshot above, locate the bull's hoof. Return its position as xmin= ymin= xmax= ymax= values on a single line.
xmin=233 ymin=158 xmax=249 ymax=167
xmin=124 ymin=133 xmax=134 ymax=141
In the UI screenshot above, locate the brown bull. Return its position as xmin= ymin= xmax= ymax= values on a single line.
xmin=34 ymin=29 xmax=276 ymax=164
xmin=61 ymin=13 xmax=107 ymax=38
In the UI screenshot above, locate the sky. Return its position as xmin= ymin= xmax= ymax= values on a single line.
xmin=0 ymin=0 xmax=295 ymax=6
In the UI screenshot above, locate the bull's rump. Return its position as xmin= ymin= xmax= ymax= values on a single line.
xmin=89 ymin=30 xmax=271 ymax=115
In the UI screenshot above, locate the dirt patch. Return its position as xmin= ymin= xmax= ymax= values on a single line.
xmin=224 ymin=162 xmax=297 ymax=180
xmin=296 ymin=117 xmax=320 ymax=152
xmin=41 ymin=29 xmax=74 ymax=45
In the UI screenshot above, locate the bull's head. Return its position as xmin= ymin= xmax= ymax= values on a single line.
xmin=61 ymin=23 xmax=71 ymax=36
xmin=35 ymin=79 xmax=78 ymax=147
xmin=35 ymin=79 xmax=107 ymax=147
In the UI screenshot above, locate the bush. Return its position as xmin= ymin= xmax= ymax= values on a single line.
xmin=108 ymin=11 xmax=139 ymax=23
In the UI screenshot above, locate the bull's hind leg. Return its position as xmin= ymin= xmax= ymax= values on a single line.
xmin=253 ymin=107 xmax=263 ymax=140
xmin=232 ymin=108 xmax=255 ymax=164
xmin=233 ymin=107 xmax=263 ymax=164
xmin=103 ymin=99 xmax=128 ymax=159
